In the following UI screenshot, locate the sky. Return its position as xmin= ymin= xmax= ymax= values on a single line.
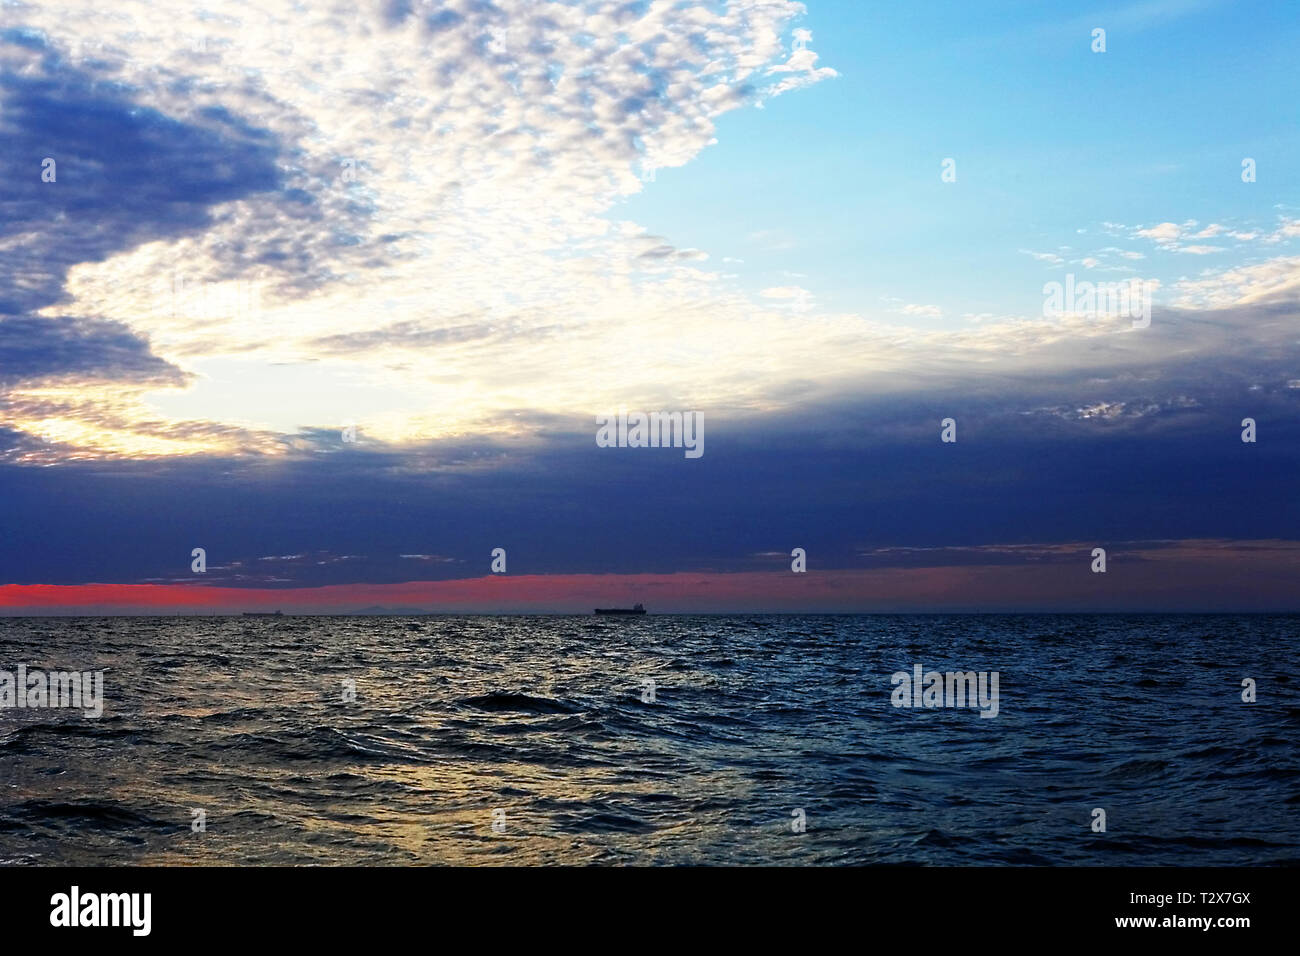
xmin=1 ymin=0 xmax=1299 ymax=613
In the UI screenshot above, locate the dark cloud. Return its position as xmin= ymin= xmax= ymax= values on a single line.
xmin=0 ymin=25 xmax=1296 ymax=610
xmin=0 ymin=315 xmax=186 ymax=386
xmin=1 ymin=263 xmax=1298 ymax=599
xmin=0 ymin=36 xmax=282 ymax=316
xmin=0 ymin=32 xmax=284 ymax=390
xmin=1 ymin=337 xmax=1297 ymax=593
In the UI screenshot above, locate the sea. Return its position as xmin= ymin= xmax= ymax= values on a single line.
xmin=1 ymin=614 xmax=1297 ymax=865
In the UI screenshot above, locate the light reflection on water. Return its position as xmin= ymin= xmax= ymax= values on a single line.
xmin=1 ymin=614 xmax=1297 ymax=865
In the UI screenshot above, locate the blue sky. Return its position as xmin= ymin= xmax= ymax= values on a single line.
xmin=2 ymin=0 xmax=1299 ymax=612
xmin=621 ymin=0 xmax=1300 ymax=322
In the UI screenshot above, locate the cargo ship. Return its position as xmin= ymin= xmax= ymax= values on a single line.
xmin=242 ymin=610 xmax=283 ymax=617
xmin=594 ymin=603 xmax=646 ymax=615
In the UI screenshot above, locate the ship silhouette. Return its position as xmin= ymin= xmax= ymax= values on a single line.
xmin=594 ymin=603 xmax=646 ymax=615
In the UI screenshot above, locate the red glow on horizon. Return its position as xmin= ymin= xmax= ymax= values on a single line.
xmin=3 ymin=543 xmax=1300 ymax=613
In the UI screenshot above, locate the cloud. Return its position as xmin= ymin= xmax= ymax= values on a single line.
xmin=0 ymin=315 xmax=185 ymax=387
xmin=4 ymin=3 xmax=1299 ymax=479
xmin=0 ymin=47 xmax=282 ymax=317
xmin=7 ymin=539 xmax=1300 ymax=612
xmin=1264 ymin=218 xmax=1300 ymax=243
xmin=759 ymin=284 xmax=814 ymax=313
xmin=759 ymin=285 xmax=807 ymax=299
xmin=1137 ymin=221 xmax=1184 ymax=244
xmin=1171 ymin=256 xmax=1300 ymax=308
xmin=1126 ymin=216 xmax=1297 ymax=254
xmin=762 ymin=28 xmax=839 ymax=99
xmin=1 ymin=1 xmax=842 ymax=458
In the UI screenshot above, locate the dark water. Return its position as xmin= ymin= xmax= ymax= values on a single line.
xmin=1 ymin=614 xmax=1297 ymax=865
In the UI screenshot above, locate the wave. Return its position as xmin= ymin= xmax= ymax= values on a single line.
xmin=460 ymin=693 xmax=581 ymax=715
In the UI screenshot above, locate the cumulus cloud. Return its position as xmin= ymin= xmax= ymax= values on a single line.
xmin=1137 ymin=221 xmax=1184 ymax=244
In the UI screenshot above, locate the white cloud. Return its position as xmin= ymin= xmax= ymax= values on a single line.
xmin=1265 ymin=218 xmax=1300 ymax=243
xmin=1137 ymin=222 xmax=1183 ymax=243
xmin=5 ymin=0 xmax=840 ymax=454
xmin=762 ymin=28 xmax=838 ymax=99
xmin=1171 ymin=256 xmax=1300 ymax=308
xmin=6 ymin=3 xmax=1300 ymax=464
xmin=759 ymin=285 xmax=814 ymax=311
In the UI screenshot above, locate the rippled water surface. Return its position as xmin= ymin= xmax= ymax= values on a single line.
xmin=1 ymin=614 xmax=1297 ymax=865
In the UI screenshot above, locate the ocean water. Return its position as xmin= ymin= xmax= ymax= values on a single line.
xmin=1 ymin=614 xmax=1297 ymax=866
